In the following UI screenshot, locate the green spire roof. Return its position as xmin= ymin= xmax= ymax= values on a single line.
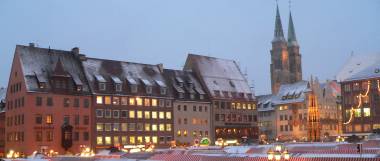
xmin=273 ymin=5 xmax=286 ymax=43
xmin=288 ymin=12 xmax=299 ymax=46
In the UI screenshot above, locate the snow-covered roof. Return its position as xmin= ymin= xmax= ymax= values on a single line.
xmin=273 ymin=80 xmax=311 ymax=105
xmin=257 ymin=94 xmax=275 ymax=111
xmin=336 ymin=53 xmax=380 ymax=82
xmin=0 ymin=87 xmax=6 ymax=102
xmin=16 ymin=45 xmax=91 ymax=93
xmin=163 ymin=69 xmax=208 ymax=100
xmin=82 ymin=57 xmax=169 ymax=95
xmin=184 ymin=54 xmax=254 ymax=100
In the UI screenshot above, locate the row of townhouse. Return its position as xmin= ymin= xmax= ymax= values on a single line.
xmin=4 ymin=44 xmax=257 ymax=155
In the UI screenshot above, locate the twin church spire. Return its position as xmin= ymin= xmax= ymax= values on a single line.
xmin=270 ymin=3 xmax=302 ymax=94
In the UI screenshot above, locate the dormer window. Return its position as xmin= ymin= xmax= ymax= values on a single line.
xmin=39 ymin=82 xmax=46 ymax=89
xmin=76 ymin=85 xmax=82 ymax=92
xmin=131 ymin=85 xmax=138 ymax=93
xmin=179 ymin=92 xmax=184 ymax=99
xmin=35 ymin=72 xmax=47 ymax=89
xmin=176 ymin=77 xmax=184 ymax=87
xmin=146 ymin=86 xmax=152 ymax=94
xmin=190 ymin=94 xmax=195 ymax=100
xmin=199 ymin=94 xmax=204 ymax=100
xmin=160 ymin=87 xmax=167 ymax=95
xmin=99 ymin=83 xmax=106 ymax=91
xmin=115 ymin=84 xmax=122 ymax=92
xmin=111 ymin=76 xmax=122 ymax=92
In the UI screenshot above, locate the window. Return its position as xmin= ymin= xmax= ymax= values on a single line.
xmin=121 ymin=136 xmax=127 ymax=144
xmin=115 ymin=83 xmax=122 ymax=92
xmin=96 ymin=109 xmax=104 ymax=118
xmin=145 ymin=123 xmax=151 ymax=131
xmin=200 ymin=94 xmax=204 ymax=100
xmin=184 ymin=105 xmax=187 ymax=111
xmin=105 ymin=109 xmax=111 ymax=118
xmin=144 ymin=98 xmax=150 ymax=106
xmin=166 ymin=124 xmax=172 ymax=131
xmin=159 ymin=112 xmax=165 ymax=119
xmin=97 ymin=123 xmax=103 ymax=131
xmin=36 ymin=115 xmax=42 ymax=124
xmin=129 ymin=123 xmax=136 ymax=131
xmin=113 ymin=97 xmax=120 ymax=105
xmin=64 ymin=115 xmax=70 ymax=124
xmin=179 ymin=92 xmax=184 ymax=99
xmin=64 ymin=98 xmax=70 ymax=107
xmin=160 ymin=87 xmax=167 ymax=95
xmin=114 ymin=136 xmax=119 ymax=144
xmin=137 ymin=111 xmax=143 ymax=119
xmin=199 ymin=106 xmax=202 ymax=112
xmin=159 ymin=124 xmax=165 ymax=131
xmin=152 ymin=111 xmax=157 ymax=119
xmin=137 ymin=123 xmax=143 ymax=131
xmin=97 ymin=136 xmax=103 ymax=145
xmin=96 ymin=96 xmax=103 ymax=104
xmin=74 ymin=98 xmax=80 ymax=108
xmin=184 ymin=118 xmax=188 ymax=124
xmin=84 ymin=99 xmax=90 ymax=108
xmin=354 ymin=108 xmax=361 ymax=117
xmin=131 ymin=85 xmax=138 ymax=93
xmin=363 ymin=108 xmax=371 ymax=117
xmin=145 ymin=136 xmax=151 ymax=143
xmin=136 ymin=97 xmax=143 ymax=106
xmin=193 ymin=106 xmax=196 ymax=111
xmin=129 ymin=98 xmax=135 ymax=105
xmin=121 ymin=110 xmax=128 ymax=118
xmin=130 ymin=136 xmax=136 ymax=144
xmin=129 ymin=110 xmax=135 ymax=118
xmin=84 ymin=116 xmax=89 ymax=125
xmin=46 ymin=115 xmax=53 ymax=124
xmin=104 ymin=96 xmax=111 ymax=105
xmin=105 ymin=123 xmax=112 ymax=131
xmin=166 ymin=112 xmax=171 ymax=119
xmin=146 ymin=86 xmax=152 ymax=94
xmin=113 ymin=110 xmax=120 ymax=118
xmin=177 ymin=130 xmax=181 ymax=137
xmin=144 ymin=111 xmax=150 ymax=119
xmin=83 ymin=132 xmax=89 ymax=141
xmin=74 ymin=115 xmax=80 ymax=125
xmin=99 ymin=83 xmax=106 ymax=91
xmin=36 ymin=131 xmax=43 ymax=142
xmin=105 ymin=136 xmax=111 ymax=145
xmin=159 ymin=99 xmax=165 ymax=107
xmin=152 ymin=124 xmax=158 ymax=131
xmin=166 ymin=100 xmax=172 ymax=107
xmin=113 ymin=123 xmax=120 ymax=131
xmin=47 ymin=97 xmax=53 ymax=106
xmin=121 ymin=97 xmax=128 ymax=105
xmin=121 ymin=123 xmax=128 ymax=131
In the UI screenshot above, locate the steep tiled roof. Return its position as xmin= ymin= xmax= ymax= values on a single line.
xmin=336 ymin=53 xmax=380 ymax=82
xmin=184 ymin=54 xmax=254 ymax=100
xmin=16 ymin=45 xmax=91 ymax=93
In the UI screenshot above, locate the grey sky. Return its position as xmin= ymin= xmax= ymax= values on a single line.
xmin=0 ymin=0 xmax=379 ymax=95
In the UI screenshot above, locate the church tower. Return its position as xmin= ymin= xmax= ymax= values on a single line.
xmin=287 ymin=11 xmax=302 ymax=83
xmin=270 ymin=5 xmax=290 ymax=94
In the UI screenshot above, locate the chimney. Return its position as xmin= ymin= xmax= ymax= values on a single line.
xmin=157 ymin=63 xmax=164 ymax=73
xmin=71 ymin=47 xmax=79 ymax=54
xmin=29 ymin=43 xmax=35 ymax=47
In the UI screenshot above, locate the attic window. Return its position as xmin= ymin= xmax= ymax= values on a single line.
xmin=99 ymin=83 xmax=106 ymax=91
xmin=199 ymin=94 xmax=204 ymax=100
xmin=160 ymin=87 xmax=167 ymax=95
xmin=214 ymin=90 xmax=220 ymax=97
xmin=179 ymin=92 xmax=184 ymax=99
xmin=39 ymin=82 xmax=46 ymax=89
xmin=131 ymin=85 xmax=138 ymax=93
xmin=76 ymin=85 xmax=82 ymax=91
xmin=375 ymin=68 xmax=380 ymax=73
xmin=176 ymin=77 xmax=184 ymax=87
xmin=155 ymin=80 xmax=167 ymax=95
xmin=190 ymin=93 xmax=195 ymax=100
xmin=146 ymin=86 xmax=152 ymax=94
xmin=115 ymin=84 xmax=122 ymax=92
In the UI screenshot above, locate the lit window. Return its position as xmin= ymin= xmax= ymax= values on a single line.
xmin=137 ymin=111 xmax=143 ymax=119
xmin=121 ymin=123 xmax=127 ymax=131
xmin=113 ymin=97 xmax=120 ymax=105
xmin=97 ymin=136 xmax=103 ymax=145
xmin=136 ymin=97 xmax=143 ymax=106
xmin=96 ymin=96 xmax=103 ymax=104
xmin=152 ymin=111 xmax=157 ymax=119
xmin=144 ymin=111 xmax=150 ymax=119
xmin=177 ymin=130 xmax=181 ymax=136
xmin=46 ymin=115 xmax=53 ymax=124
xmin=183 ymin=130 xmax=188 ymax=136
xmin=159 ymin=124 xmax=165 ymax=131
xmin=121 ymin=97 xmax=128 ymax=105
xmin=236 ymin=103 xmax=241 ymax=109
xmin=121 ymin=136 xmax=127 ymax=144
xmin=144 ymin=98 xmax=150 ymax=106
xmin=145 ymin=136 xmax=151 ymax=143
xmin=231 ymin=103 xmax=235 ymax=109
xmin=145 ymin=123 xmax=151 ymax=131
xmin=252 ymin=104 xmax=257 ymax=110
xmin=363 ymin=108 xmax=371 ymax=117
xmin=129 ymin=98 xmax=135 ymax=105
xmin=242 ymin=104 xmax=246 ymax=109
xmin=166 ymin=112 xmax=172 ymax=119
xmin=151 ymin=99 xmax=157 ymax=107
xmin=152 ymin=136 xmax=158 ymax=144
xmin=129 ymin=110 xmax=135 ymax=118
xmin=354 ymin=109 xmax=361 ymax=117
xmin=105 ymin=136 xmax=111 ymax=145
xmin=159 ymin=112 xmax=165 ymax=119
xmin=247 ymin=104 xmax=252 ymax=110
xmin=96 ymin=123 xmax=103 ymax=131
xmin=166 ymin=124 xmax=172 ymax=131
xmin=137 ymin=136 xmax=143 ymax=144
xmin=113 ymin=123 xmax=120 ymax=131
xmin=152 ymin=124 xmax=158 ymax=131
xmin=104 ymin=96 xmax=111 ymax=105
xmin=130 ymin=136 xmax=135 ymax=144
xmin=114 ymin=136 xmax=119 ymax=144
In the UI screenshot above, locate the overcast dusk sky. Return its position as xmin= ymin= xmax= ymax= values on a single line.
xmin=0 ymin=0 xmax=379 ymax=95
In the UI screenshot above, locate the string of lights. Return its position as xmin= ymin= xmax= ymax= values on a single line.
xmin=343 ymin=81 xmax=371 ymax=125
